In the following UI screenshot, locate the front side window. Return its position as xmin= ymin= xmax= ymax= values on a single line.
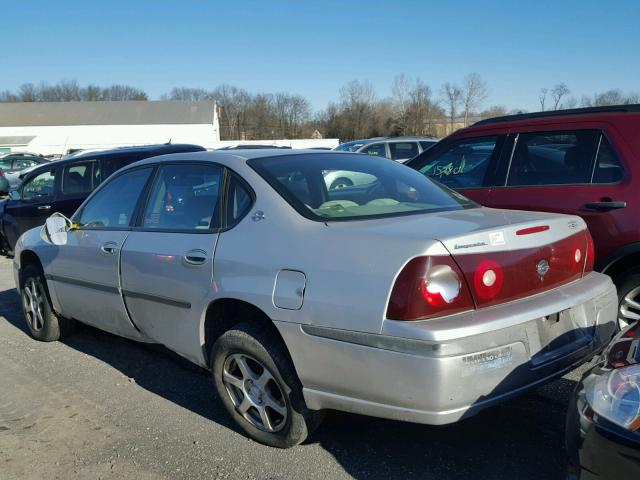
xmin=76 ymin=168 xmax=152 ymax=228
xmin=22 ymin=170 xmax=56 ymax=200
xmin=360 ymin=143 xmax=386 ymax=158
xmin=507 ymin=130 xmax=599 ymax=186
xmin=389 ymin=142 xmax=419 ymax=160
xmin=249 ymin=153 xmax=476 ymax=221
xmin=0 ymin=157 xmax=11 ymax=170
xmin=416 ymin=136 xmax=500 ymax=189
xmin=142 ymin=164 xmax=222 ymax=230
xmin=62 ymin=161 xmax=95 ymax=195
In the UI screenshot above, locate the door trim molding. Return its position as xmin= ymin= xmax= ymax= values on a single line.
xmin=122 ymin=290 xmax=191 ymax=309
xmin=45 ymin=274 xmax=119 ymax=295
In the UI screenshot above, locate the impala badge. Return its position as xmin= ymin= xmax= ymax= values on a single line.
xmin=536 ymin=259 xmax=550 ymax=277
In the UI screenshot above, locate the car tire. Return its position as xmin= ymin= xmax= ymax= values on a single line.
xmin=20 ymin=263 xmax=73 ymax=341
xmin=614 ymin=267 xmax=640 ymax=330
xmin=329 ymin=177 xmax=353 ymax=190
xmin=211 ymin=322 xmax=324 ymax=448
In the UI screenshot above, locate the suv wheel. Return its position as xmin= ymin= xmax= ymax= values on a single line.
xmin=615 ymin=268 xmax=640 ymax=330
xmin=211 ymin=322 xmax=324 ymax=448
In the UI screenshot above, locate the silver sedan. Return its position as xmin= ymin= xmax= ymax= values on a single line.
xmin=13 ymin=149 xmax=616 ymax=448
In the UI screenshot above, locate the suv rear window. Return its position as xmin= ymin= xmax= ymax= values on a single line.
xmin=249 ymin=153 xmax=476 ymax=221
xmin=507 ymin=130 xmax=599 ymax=186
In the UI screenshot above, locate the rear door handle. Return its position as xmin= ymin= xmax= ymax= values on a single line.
xmin=184 ymin=249 xmax=208 ymax=266
xmin=100 ymin=242 xmax=119 ymax=254
xmin=584 ymin=201 xmax=626 ymax=211
xmin=37 ymin=205 xmax=51 ymax=210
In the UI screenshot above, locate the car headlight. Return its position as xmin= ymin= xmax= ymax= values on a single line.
xmin=586 ymin=364 xmax=640 ymax=431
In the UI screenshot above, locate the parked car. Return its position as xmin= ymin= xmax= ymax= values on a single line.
xmin=0 ymin=153 xmax=50 ymax=193
xmin=333 ymin=136 xmax=439 ymax=162
xmin=0 ymin=169 xmax=10 ymax=195
xmin=217 ymin=144 xmax=292 ymax=150
xmin=15 ymin=149 xmax=616 ymax=448
xmin=565 ymin=321 xmax=640 ymax=479
xmin=0 ymin=143 xmax=205 ymax=255
xmin=407 ymin=105 xmax=640 ymax=330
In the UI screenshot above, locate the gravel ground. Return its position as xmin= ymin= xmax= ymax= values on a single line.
xmin=0 ymin=255 xmax=590 ymax=479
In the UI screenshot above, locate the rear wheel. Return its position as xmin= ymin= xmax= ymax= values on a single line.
xmin=614 ymin=268 xmax=640 ymax=330
xmin=211 ymin=322 xmax=324 ymax=448
xmin=20 ymin=263 xmax=73 ymax=341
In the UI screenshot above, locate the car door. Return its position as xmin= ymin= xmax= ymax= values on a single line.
xmin=119 ymin=162 xmax=224 ymax=363
xmin=3 ymin=166 xmax=58 ymax=249
xmin=484 ymin=125 xmax=633 ymax=262
xmin=47 ymin=166 xmax=154 ymax=339
xmin=408 ymin=134 xmax=508 ymax=205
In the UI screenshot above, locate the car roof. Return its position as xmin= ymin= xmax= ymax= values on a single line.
xmin=22 ymin=143 xmax=206 ymax=177
xmin=122 ymin=148 xmax=350 ymax=169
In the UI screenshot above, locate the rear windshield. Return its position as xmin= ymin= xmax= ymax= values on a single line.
xmin=248 ymin=153 xmax=476 ymax=221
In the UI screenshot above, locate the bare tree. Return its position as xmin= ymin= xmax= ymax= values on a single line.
xmin=441 ymin=82 xmax=462 ymax=132
xmin=339 ymin=80 xmax=376 ymax=139
xmin=551 ymin=83 xmax=570 ymax=110
xmin=164 ymin=87 xmax=211 ymax=101
xmin=391 ymin=74 xmax=412 ymax=134
xmin=539 ymin=88 xmax=548 ymax=111
xmin=461 ymin=73 xmax=488 ymax=126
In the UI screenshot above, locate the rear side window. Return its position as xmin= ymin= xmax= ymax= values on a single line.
xmin=416 ymin=136 xmax=500 ymax=189
xmin=507 ymin=130 xmax=599 ymax=186
xmin=360 ymin=143 xmax=386 ymax=158
xmin=389 ymin=142 xmax=419 ymax=160
xmin=142 ymin=164 xmax=222 ymax=230
xmin=76 ymin=168 xmax=152 ymax=228
xmin=62 ymin=161 xmax=95 ymax=195
xmin=0 ymin=158 xmax=11 ymax=170
xmin=15 ymin=158 xmax=40 ymax=169
xmin=593 ymin=136 xmax=624 ymax=184
xmin=226 ymin=174 xmax=253 ymax=225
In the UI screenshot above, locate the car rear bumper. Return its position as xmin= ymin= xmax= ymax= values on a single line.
xmin=276 ymin=272 xmax=617 ymax=425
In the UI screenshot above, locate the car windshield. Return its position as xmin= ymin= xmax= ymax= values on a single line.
xmin=333 ymin=141 xmax=367 ymax=152
xmin=249 ymin=153 xmax=476 ymax=221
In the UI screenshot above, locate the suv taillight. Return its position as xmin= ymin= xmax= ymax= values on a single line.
xmin=387 ymin=256 xmax=474 ymax=321
xmin=584 ymin=230 xmax=595 ymax=274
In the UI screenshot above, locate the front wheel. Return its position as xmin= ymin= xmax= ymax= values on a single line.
xmin=20 ymin=263 xmax=73 ymax=341
xmin=211 ymin=322 xmax=324 ymax=448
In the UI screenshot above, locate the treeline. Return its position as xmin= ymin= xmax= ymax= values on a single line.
xmin=1 ymin=78 xmax=639 ymax=141
xmin=0 ymin=80 xmax=147 ymax=102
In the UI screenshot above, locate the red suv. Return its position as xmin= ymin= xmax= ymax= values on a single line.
xmin=407 ymin=105 xmax=640 ymax=329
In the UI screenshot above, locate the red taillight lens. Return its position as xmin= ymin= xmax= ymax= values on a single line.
xmin=0 ymin=170 xmax=4 ymax=177
xmin=584 ymin=230 xmax=595 ymax=274
xmin=387 ymin=256 xmax=474 ymax=321
xmin=473 ymin=259 xmax=504 ymax=300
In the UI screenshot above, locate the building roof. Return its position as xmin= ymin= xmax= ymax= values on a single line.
xmin=0 ymin=101 xmax=216 ymax=127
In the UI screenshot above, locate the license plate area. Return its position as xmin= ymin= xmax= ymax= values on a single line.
xmin=531 ymin=310 xmax=592 ymax=367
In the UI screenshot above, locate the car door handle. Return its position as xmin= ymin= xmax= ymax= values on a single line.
xmin=100 ymin=242 xmax=119 ymax=254
xmin=584 ymin=201 xmax=627 ymax=211
xmin=184 ymin=249 xmax=208 ymax=266
xmin=37 ymin=205 xmax=51 ymax=210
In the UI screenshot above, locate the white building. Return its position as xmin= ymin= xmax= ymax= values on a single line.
xmin=0 ymin=101 xmax=337 ymax=155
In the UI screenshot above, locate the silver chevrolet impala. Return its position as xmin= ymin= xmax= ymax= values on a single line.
xmin=13 ymin=149 xmax=617 ymax=448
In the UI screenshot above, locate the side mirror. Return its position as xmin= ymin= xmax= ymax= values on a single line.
xmin=9 ymin=190 xmax=20 ymax=200
xmin=43 ymin=214 xmax=71 ymax=246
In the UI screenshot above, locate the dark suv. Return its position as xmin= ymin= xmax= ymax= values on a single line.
xmin=407 ymin=105 xmax=640 ymax=329
xmin=0 ymin=143 xmax=205 ymax=255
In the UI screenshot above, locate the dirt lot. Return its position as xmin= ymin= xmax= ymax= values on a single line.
xmin=0 ymin=255 xmax=590 ymax=479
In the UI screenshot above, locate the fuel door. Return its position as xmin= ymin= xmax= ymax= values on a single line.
xmin=273 ymin=269 xmax=306 ymax=310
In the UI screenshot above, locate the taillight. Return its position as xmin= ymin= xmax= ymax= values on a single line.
xmin=387 ymin=256 xmax=474 ymax=321
xmin=473 ymin=259 xmax=504 ymax=300
xmin=584 ymin=230 xmax=595 ymax=274
xmin=0 ymin=170 xmax=4 ymax=177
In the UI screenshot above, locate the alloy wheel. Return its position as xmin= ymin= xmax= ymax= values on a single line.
xmin=22 ymin=278 xmax=45 ymax=332
xmin=619 ymin=285 xmax=640 ymax=330
xmin=222 ymin=353 xmax=288 ymax=433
